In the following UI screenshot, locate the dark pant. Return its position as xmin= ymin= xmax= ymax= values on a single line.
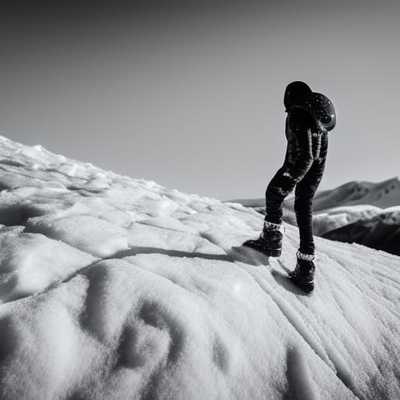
xmin=265 ymin=158 xmax=326 ymax=255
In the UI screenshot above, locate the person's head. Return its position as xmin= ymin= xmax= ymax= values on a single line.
xmin=284 ymin=81 xmax=312 ymax=111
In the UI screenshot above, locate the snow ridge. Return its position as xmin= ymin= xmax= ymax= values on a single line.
xmin=0 ymin=135 xmax=399 ymax=400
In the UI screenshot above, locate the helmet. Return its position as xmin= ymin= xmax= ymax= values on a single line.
xmin=284 ymin=81 xmax=312 ymax=110
xmin=306 ymin=92 xmax=336 ymax=131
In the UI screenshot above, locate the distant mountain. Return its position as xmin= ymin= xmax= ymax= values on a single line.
xmin=322 ymin=207 xmax=400 ymax=256
xmin=299 ymin=177 xmax=400 ymax=211
xmin=230 ymin=198 xmax=265 ymax=208
xmin=311 ymin=205 xmax=382 ymax=235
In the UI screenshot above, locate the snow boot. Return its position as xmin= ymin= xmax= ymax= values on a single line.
xmin=242 ymin=221 xmax=283 ymax=257
xmin=289 ymin=251 xmax=315 ymax=293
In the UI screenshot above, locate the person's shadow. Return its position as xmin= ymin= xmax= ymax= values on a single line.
xmin=108 ymin=245 xmax=307 ymax=294
xmin=108 ymin=245 xmax=271 ymax=267
xmin=109 ymin=246 xmax=234 ymax=262
xmin=229 ymin=246 xmax=271 ymax=266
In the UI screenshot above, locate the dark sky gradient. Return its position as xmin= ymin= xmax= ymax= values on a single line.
xmin=1 ymin=1 xmax=399 ymax=199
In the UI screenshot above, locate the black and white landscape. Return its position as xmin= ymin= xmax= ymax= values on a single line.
xmin=0 ymin=136 xmax=399 ymax=399
xmin=1 ymin=1 xmax=400 ymax=399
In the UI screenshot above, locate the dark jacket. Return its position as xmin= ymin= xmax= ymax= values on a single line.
xmin=283 ymin=108 xmax=328 ymax=182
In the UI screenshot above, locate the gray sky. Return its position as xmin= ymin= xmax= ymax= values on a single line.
xmin=1 ymin=1 xmax=399 ymax=200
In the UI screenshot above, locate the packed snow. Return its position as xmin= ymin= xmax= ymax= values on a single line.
xmin=0 ymin=135 xmax=399 ymax=400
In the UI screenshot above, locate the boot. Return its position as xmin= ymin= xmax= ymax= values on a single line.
xmin=289 ymin=251 xmax=315 ymax=293
xmin=242 ymin=221 xmax=283 ymax=257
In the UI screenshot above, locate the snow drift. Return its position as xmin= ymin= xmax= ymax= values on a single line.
xmin=0 ymin=135 xmax=399 ymax=400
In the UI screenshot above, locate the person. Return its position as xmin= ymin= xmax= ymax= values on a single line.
xmin=243 ymin=81 xmax=336 ymax=293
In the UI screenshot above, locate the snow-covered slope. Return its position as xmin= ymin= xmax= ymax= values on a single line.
xmin=0 ymin=135 xmax=400 ymax=400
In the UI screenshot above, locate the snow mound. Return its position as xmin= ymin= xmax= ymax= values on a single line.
xmin=0 ymin=135 xmax=400 ymax=400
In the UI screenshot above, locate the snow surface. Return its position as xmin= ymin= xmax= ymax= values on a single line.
xmin=0 ymin=135 xmax=400 ymax=400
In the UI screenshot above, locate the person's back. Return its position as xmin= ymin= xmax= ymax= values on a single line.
xmin=243 ymin=81 xmax=336 ymax=293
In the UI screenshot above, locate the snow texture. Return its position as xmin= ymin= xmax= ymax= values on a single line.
xmin=0 ymin=135 xmax=399 ymax=400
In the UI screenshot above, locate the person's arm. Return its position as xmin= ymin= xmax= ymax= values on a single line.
xmin=285 ymin=110 xmax=314 ymax=183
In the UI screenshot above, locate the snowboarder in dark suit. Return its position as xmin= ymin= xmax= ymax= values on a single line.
xmin=244 ymin=81 xmax=336 ymax=293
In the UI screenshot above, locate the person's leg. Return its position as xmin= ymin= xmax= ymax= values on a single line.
xmin=242 ymin=166 xmax=299 ymax=255
xmin=289 ymin=158 xmax=326 ymax=292
xmin=243 ymin=166 xmax=296 ymax=255
xmin=294 ymin=158 xmax=326 ymax=255
xmin=265 ymin=166 xmax=297 ymax=225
